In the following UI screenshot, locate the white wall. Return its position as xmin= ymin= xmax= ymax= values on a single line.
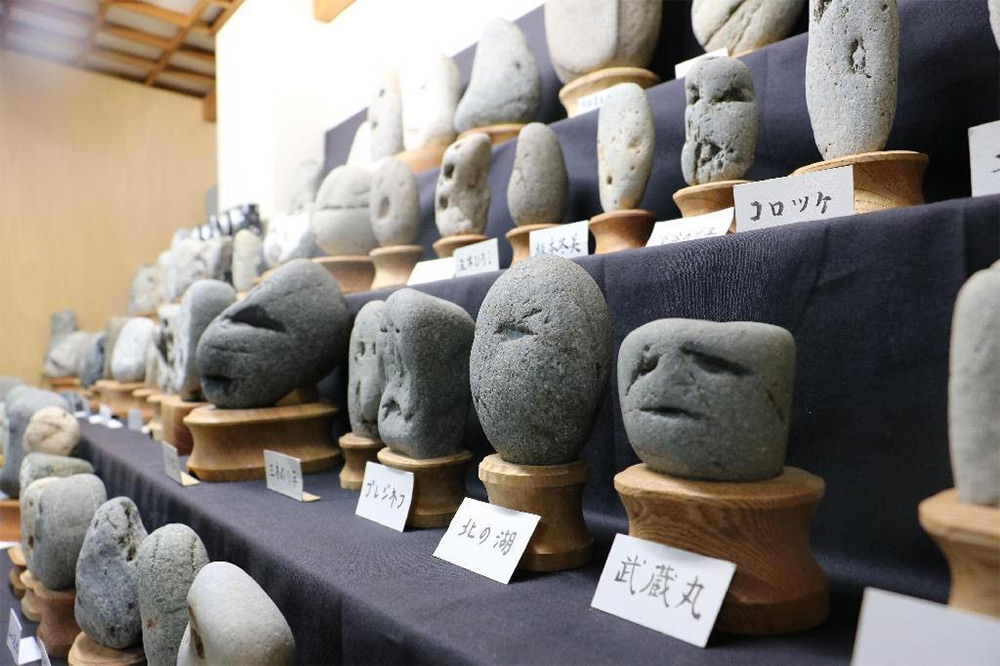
xmin=216 ymin=0 xmax=543 ymax=218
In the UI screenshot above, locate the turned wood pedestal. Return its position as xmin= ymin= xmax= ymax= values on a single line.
xmin=68 ymin=632 xmax=146 ymax=666
xmin=377 ymin=448 xmax=472 ymax=528
xmin=559 ymin=67 xmax=660 ymax=118
xmin=457 ymin=123 xmax=524 ymax=147
xmin=673 ymin=180 xmax=747 ymax=220
xmin=313 ymin=256 xmax=375 ymax=294
xmin=589 ymin=210 xmax=656 ymax=254
xmin=20 ymin=570 xmax=42 ymax=622
xmin=46 ymin=376 xmax=81 ymax=393
xmin=34 ymin=579 xmax=80 ymax=659
xmin=338 ymin=432 xmax=384 ymax=490
xmin=433 ymin=234 xmax=489 ymax=259
xmin=370 ymin=245 xmax=423 ymax=289
xmin=159 ymin=395 xmax=207 ymax=456
xmin=98 ymin=381 xmax=143 ymax=420
xmin=8 ymin=545 xmax=26 ymax=599
xmin=396 ymin=143 xmax=448 ymax=174
xmin=505 ymin=224 xmax=557 ymax=265
xmin=792 ymin=150 xmax=928 ymax=214
xmin=131 ymin=387 xmax=157 ymax=422
xmin=147 ymin=393 xmax=167 ymax=442
xmin=0 ymin=498 xmax=19 ymax=542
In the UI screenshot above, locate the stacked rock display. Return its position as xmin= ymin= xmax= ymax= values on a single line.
xmin=691 ymin=0 xmax=805 ymax=56
xmin=505 ymin=123 xmax=569 ymax=263
xmin=434 ymin=132 xmax=492 ymax=257
xmin=368 ymin=157 xmax=423 ymax=288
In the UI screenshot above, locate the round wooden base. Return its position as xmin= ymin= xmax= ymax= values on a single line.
xmin=313 ymin=256 xmax=375 ymax=294
xmin=47 ymin=376 xmax=81 ymax=393
xmin=35 ymin=580 xmax=80 ymax=659
xmin=672 ymin=180 xmax=747 ymax=220
xmin=131 ymin=387 xmax=157 ymax=422
xmin=21 ymin=570 xmax=42 ymax=622
xmin=251 ymin=267 xmax=277 ymax=288
xmin=919 ymin=488 xmax=1000 ymax=618
xmin=99 ymin=381 xmax=144 ymax=420
xmin=433 ymin=234 xmax=489 ymax=259
xmin=148 ymin=393 xmax=167 ymax=442
xmin=615 ymin=464 xmax=828 ymax=635
xmin=0 ymin=498 xmax=19 ymax=542
xmin=185 ymin=403 xmax=341 ymax=482
xmin=505 ymin=224 xmax=557 ymax=265
xmin=479 ymin=454 xmax=593 ymax=572
xmin=9 ymin=546 xmax=26 ymax=599
xmin=396 ymin=142 xmax=449 ymax=174
xmin=160 ymin=395 xmax=207 ymax=456
xmin=68 ymin=632 xmax=146 ymax=666
xmin=792 ymin=150 xmax=928 ymax=214
xmin=457 ymin=123 xmax=524 ymax=146
xmin=370 ymin=245 xmax=423 ymax=289
xmin=376 ymin=448 xmax=472 ymax=528
xmin=589 ymin=210 xmax=655 ymax=254
xmin=339 ymin=432 xmax=385 ymax=490
xmin=559 ymin=67 xmax=661 ymax=118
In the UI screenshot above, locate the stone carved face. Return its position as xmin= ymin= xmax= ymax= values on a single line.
xmin=434 ymin=133 xmax=491 ymax=236
xmin=347 ymin=301 xmax=386 ymax=439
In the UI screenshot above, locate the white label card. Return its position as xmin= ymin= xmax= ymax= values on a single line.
xmin=6 ymin=609 xmax=40 ymax=665
xmin=264 ymin=450 xmax=319 ymax=502
xmin=433 ymin=498 xmax=540 ymax=584
xmin=734 ymin=166 xmax=854 ymax=232
xmin=591 ymin=533 xmax=736 ymax=648
xmin=355 ymin=462 xmax=414 ymax=532
xmin=99 ymin=404 xmax=112 ymax=424
xmin=127 ymin=408 xmax=143 ymax=432
xmin=852 ymin=588 xmax=1000 ymax=666
xmin=647 ymin=208 xmax=734 ymax=246
xmin=529 ymin=221 xmax=589 ymax=258
xmin=969 ymin=120 xmax=1000 ymax=197
xmin=407 ymin=257 xmax=455 ymax=285
xmin=162 ymin=443 xmax=199 ymax=486
xmin=38 ymin=639 xmax=50 ymax=666
xmin=674 ymin=48 xmax=729 ymax=79
xmin=576 ymin=88 xmax=614 ymax=114
xmin=453 ymin=238 xmax=500 ymax=278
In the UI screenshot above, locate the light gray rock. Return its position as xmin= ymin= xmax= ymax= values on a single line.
xmin=0 ymin=376 xmax=26 ymax=401
xmin=21 ymin=477 xmax=59 ymax=574
xmin=177 ymin=562 xmax=295 ymax=666
xmin=20 ymin=452 xmax=93 ymax=492
xmin=128 ymin=264 xmax=161 ymax=315
xmin=598 ymin=83 xmax=654 ymax=211
xmin=544 ymin=0 xmax=662 ymax=84
xmin=198 ymin=259 xmax=350 ymax=409
xmin=311 ymin=165 xmax=378 ymax=256
xmin=43 ymin=330 xmax=92 ymax=378
xmin=154 ymin=304 xmax=181 ymax=394
xmin=805 ymin=0 xmax=898 ymax=160
xmin=346 ymin=122 xmax=372 ymax=169
xmin=400 ymin=52 xmax=460 ymax=151
xmin=231 ymin=230 xmax=265 ymax=293
xmin=288 ymin=161 xmax=323 ymax=215
xmin=1 ymin=389 xmax=69 ymax=498
xmin=138 ymin=525 xmax=210 ymax=666
xmin=682 ymin=56 xmax=759 ymax=185
xmin=173 ymin=237 xmax=233 ymax=299
xmin=112 ymin=318 xmax=156 ymax=383
xmin=75 ymin=498 xmax=147 ymax=649
xmin=23 ymin=407 xmax=79 ymax=456
xmin=454 ymin=18 xmax=541 ymax=133
xmin=103 ymin=317 xmax=130 ymax=379
xmin=991 ymin=0 xmax=1000 ymax=49
xmin=507 ymin=123 xmax=568 ymax=226
xmin=370 ymin=158 xmax=420 ymax=246
xmin=174 ymin=280 xmax=237 ymax=402
xmin=347 ymin=301 xmax=386 ymax=439
xmin=77 ymin=333 xmax=106 ymax=389
xmin=692 ymin=0 xmax=805 ymax=55
xmin=263 ymin=212 xmax=321 ymax=269
xmin=471 ymin=256 xmax=612 ymax=465
xmin=144 ymin=333 xmax=160 ymax=388
xmin=377 ymin=289 xmax=474 ymax=459
xmin=48 ymin=311 xmax=78 ymax=350
xmin=435 ymin=133 xmax=492 ymax=236
xmin=34 ymin=473 xmax=107 ymax=590
xmin=949 ymin=263 xmax=1000 ymax=506
xmin=618 ymin=319 xmax=794 ymax=481
xmin=369 ymin=71 xmax=405 ymax=161
xmin=157 ymin=249 xmax=174 ymax=303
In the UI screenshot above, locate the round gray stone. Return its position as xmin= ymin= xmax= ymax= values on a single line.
xmin=33 ymin=473 xmax=107 ymax=590
xmin=263 ymin=212 xmax=321 ymax=269
xmin=0 ymin=389 xmax=69 ymax=498
xmin=369 ymin=71 xmax=405 ymax=161
xmin=311 ymin=165 xmax=378 ymax=256
xmin=103 ymin=317 xmax=129 ymax=379
xmin=20 ymin=452 xmax=93 ymax=492
xmin=400 ymin=52 xmax=460 ymax=152
xmin=435 ymin=133 xmax=492 ymax=236
xmin=598 ymin=83 xmax=654 ymax=211
xmin=692 ymin=0 xmax=805 ymax=55
xmin=21 ymin=477 xmax=59 ymax=574
xmin=49 ymin=311 xmax=78 ymax=347
xmin=128 ymin=264 xmax=161 ymax=315
xmin=43 ymin=331 xmax=91 ymax=379
xmin=370 ymin=158 xmax=420 ymax=247
xmin=112 ymin=318 xmax=156 ymax=383
xmin=231 ymin=230 xmax=265 ymax=293
xmin=507 ymin=123 xmax=568 ymax=227
xmin=174 ymin=280 xmax=237 ymax=402
xmin=23 ymin=407 xmax=79 ymax=456
xmin=348 ymin=301 xmax=386 ymax=439
xmin=77 ymin=333 xmax=106 ymax=389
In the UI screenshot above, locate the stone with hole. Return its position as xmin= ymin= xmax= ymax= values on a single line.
xmin=597 ymin=83 xmax=654 ymax=211
xmin=370 ymin=158 xmax=420 ymax=247
xmin=435 ymin=133 xmax=492 ymax=236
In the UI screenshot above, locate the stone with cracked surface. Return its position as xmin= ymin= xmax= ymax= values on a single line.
xmin=370 ymin=157 xmax=420 ymax=247
xmin=435 ymin=133 xmax=492 ymax=236
xmin=21 ymin=477 xmax=59 ymax=574
xmin=507 ymin=123 xmax=568 ymax=226
xmin=154 ymin=304 xmax=181 ymax=394
xmin=33 ymin=473 xmax=107 ymax=590
xmin=112 ymin=317 xmax=156 ymax=383
xmin=263 ymin=212 xmax=322 ymax=269
xmin=597 ymin=83 xmax=654 ymax=211
xmin=231 ymin=229 xmax=265 ymax=293
xmin=43 ymin=330 xmax=92 ymax=378
xmin=692 ymin=0 xmax=805 ymax=55
xmin=128 ymin=264 xmax=161 ymax=315
xmin=369 ymin=71 xmax=405 ymax=161
xmin=400 ymin=52 xmax=460 ymax=151
xmin=174 ymin=280 xmax=237 ymax=402
xmin=0 ymin=388 xmax=69 ymax=498
xmin=20 ymin=452 xmax=93 ymax=493
xmin=348 ymin=301 xmax=386 ymax=439
xmin=23 ymin=407 xmax=80 ymax=456
xmin=77 ymin=333 xmax=106 ymax=389
xmin=311 ymin=165 xmax=378 ymax=256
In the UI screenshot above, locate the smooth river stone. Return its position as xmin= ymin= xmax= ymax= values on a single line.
xmin=177 ymin=562 xmax=295 ymax=666
xmin=346 ymin=122 xmax=372 ymax=169
xmin=470 ymin=256 xmax=612 ymax=465
xmin=377 ymin=289 xmax=474 ymax=459
xmin=682 ymin=56 xmax=759 ymax=185
xmin=128 ymin=264 xmax=161 ymax=315
xmin=174 ymin=280 xmax=237 ymax=402
xmin=0 ymin=389 xmax=69 ymax=498
xmin=145 ymin=330 xmax=160 ymax=388
xmin=34 ymin=473 xmax=107 ymax=590
xmin=454 ymin=18 xmax=541 ymax=133
xmin=112 ymin=317 xmax=156 ymax=383
xmin=23 ymin=407 xmax=80 ymax=456
xmin=75 ymin=498 xmax=147 ymax=649
xmin=43 ymin=330 xmax=92 ymax=378
xmin=231 ymin=229 xmax=265 ymax=293
xmin=692 ymin=0 xmax=805 ymax=55
xmin=77 ymin=333 xmax=106 ymax=389
xmin=347 ymin=301 xmax=385 ymax=439
xmin=544 ymin=0 xmax=662 ymax=84
xmin=400 ymin=52 xmax=460 ymax=151
xmin=311 ymin=165 xmax=378 ymax=256
xmin=21 ymin=477 xmax=59 ymax=573
xmin=435 ymin=133 xmax=492 ymax=236
xmin=103 ymin=316 xmax=129 ymax=379
xmin=618 ymin=319 xmax=794 ymax=481
xmin=949 ymin=262 xmax=1000 ymax=506
xmin=598 ymin=83 xmax=655 ymax=211
xmin=20 ymin=452 xmax=93 ymax=492
xmin=507 ymin=123 xmax=568 ymax=226
xmin=369 ymin=71 xmax=405 ymax=161
xmin=805 ymin=0 xmax=899 ymax=160
xmin=263 ymin=211 xmax=321 ymax=268
xmin=370 ymin=158 xmax=420 ymax=247
xmin=198 ymin=259 xmax=350 ymax=409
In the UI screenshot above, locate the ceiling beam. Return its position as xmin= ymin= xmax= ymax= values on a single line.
xmin=88 ymin=47 xmax=158 ymax=71
xmin=76 ymin=0 xmax=111 ymax=66
xmin=98 ymin=24 xmax=172 ymax=51
xmin=173 ymin=46 xmax=214 ymax=64
xmin=209 ymin=0 xmax=244 ymax=36
xmin=110 ymin=1 xmax=190 ymax=27
xmin=159 ymin=67 xmax=213 ymax=87
xmin=144 ymin=0 xmax=212 ymax=86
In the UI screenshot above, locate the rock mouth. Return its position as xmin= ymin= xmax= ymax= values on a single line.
xmin=639 ymin=405 xmax=703 ymax=421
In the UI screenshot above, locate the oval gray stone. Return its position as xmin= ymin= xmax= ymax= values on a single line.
xmin=598 ymin=83 xmax=654 ymax=211
xmin=128 ymin=264 xmax=161 ymax=315
xmin=0 ymin=389 xmax=69 ymax=498
xmin=43 ymin=330 xmax=92 ymax=379
xmin=77 ymin=333 xmax=106 ymax=389
xmin=20 ymin=452 xmax=93 ymax=492
xmin=400 ymin=52 xmax=460 ymax=151
xmin=507 ymin=123 xmax=568 ymax=226
xmin=23 ymin=408 xmax=80 ymax=456
xmin=618 ymin=319 xmax=794 ymax=481
xmin=692 ymin=0 xmax=805 ymax=55
xmin=112 ymin=318 xmax=156 ymax=383
xmin=369 ymin=71 xmax=405 ymax=161
xmin=471 ymin=256 xmax=612 ymax=465
xmin=370 ymin=158 xmax=420 ymax=247
xmin=103 ymin=317 xmax=129 ymax=379
xmin=311 ymin=165 xmax=377 ymax=256
xmin=21 ymin=477 xmax=59 ymax=574
xmin=34 ymin=473 xmax=107 ymax=590
xmin=348 ymin=301 xmax=386 ymax=439
xmin=174 ymin=280 xmax=237 ymax=402
xmin=231 ymin=230 xmax=265 ymax=293
xmin=435 ymin=133 xmax=492 ymax=236
xmin=805 ymin=0 xmax=899 ymax=160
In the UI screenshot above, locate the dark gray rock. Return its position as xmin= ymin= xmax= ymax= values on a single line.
xmin=103 ymin=316 xmax=129 ymax=379
xmin=435 ymin=133 xmax=491 ymax=236
xmin=692 ymin=0 xmax=805 ymax=55
xmin=377 ymin=289 xmax=474 ymax=459
xmin=618 ymin=319 xmax=794 ymax=481
xmin=263 ymin=212 xmax=321 ymax=269
xmin=369 ymin=71 xmax=405 ymax=161
xmin=23 ymin=408 xmax=79 ymax=456
xmin=198 ymin=259 xmax=350 ymax=408
xmin=231 ymin=230 xmax=265 ymax=293
xmin=77 ymin=333 xmax=106 ymax=389
xmin=470 ymin=256 xmax=612 ymax=465
xmin=33 ymin=473 xmax=107 ymax=590
xmin=311 ymin=165 xmax=378 ymax=256
xmin=400 ymin=52 xmax=460 ymax=151
xmin=0 ymin=389 xmax=69 ymax=498
xmin=348 ymin=301 xmax=386 ymax=439
xmin=128 ymin=264 xmax=161 ymax=315
xmin=174 ymin=280 xmax=237 ymax=402
xmin=598 ymin=83 xmax=654 ymax=211
xmin=75 ymin=498 xmax=147 ymax=649
xmin=43 ymin=331 xmax=91 ymax=378
xmin=370 ymin=158 xmax=420 ymax=247
xmin=20 ymin=452 xmax=93 ymax=491
xmin=507 ymin=123 xmax=568 ymax=226
xmin=21 ymin=477 xmax=59 ymax=574
xmin=112 ymin=318 xmax=155 ymax=383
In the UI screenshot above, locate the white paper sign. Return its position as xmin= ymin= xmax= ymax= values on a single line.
xmin=6 ymin=609 xmax=40 ymax=665
xmin=407 ymin=257 xmax=455 ymax=285
xmin=99 ymin=404 xmax=112 ymax=423
xmin=38 ymin=639 xmax=50 ymax=666
xmin=355 ymin=462 xmax=414 ymax=532
xmin=674 ymin=48 xmax=729 ymax=79
xmin=734 ymin=166 xmax=854 ymax=232
xmin=969 ymin=120 xmax=1000 ymax=197
xmin=162 ymin=443 xmax=198 ymax=486
xmin=647 ymin=208 xmax=734 ymax=246
xmin=264 ymin=450 xmax=319 ymax=502
xmin=852 ymin=588 xmax=1000 ymax=666
xmin=453 ymin=238 xmax=500 ymax=277
xmin=591 ymin=533 xmax=736 ymax=648
xmin=127 ymin=408 xmax=143 ymax=432
xmin=74 ymin=399 xmax=92 ymax=419
xmin=433 ymin=498 xmax=540 ymax=584
xmin=529 ymin=221 xmax=589 ymax=258
xmin=577 ymin=88 xmax=614 ymax=114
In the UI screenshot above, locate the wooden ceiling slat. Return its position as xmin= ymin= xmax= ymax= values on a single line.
xmin=76 ymin=0 xmax=110 ymax=66
xmin=143 ymin=0 xmax=212 ymax=86
xmin=209 ymin=0 xmax=243 ymax=36
xmin=173 ymin=46 xmax=214 ymax=63
xmin=89 ymin=46 xmax=157 ymax=70
xmin=98 ymin=24 xmax=171 ymax=51
xmin=108 ymin=1 xmax=189 ymax=27
xmin=159 ymin=67 xmax=213 ymax=86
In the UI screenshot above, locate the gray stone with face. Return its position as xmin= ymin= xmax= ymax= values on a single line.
xmin=598 ymin=83 xmax=654 ymax=211
xmin=33 ymin=473 xmax=107 ymax=590
xmin=370 ymin=158 xmax=420 ymax=247
xmin=311 ymin=165 xmax=378 ymax=256
xmin=377 ymin=289 xmax=474 ymax=459
xmin=0 ymin=389 xmax=69 ymax=498
xmin=231 ymin=230 xmax=265 ymax=293
xmin=435 ymin=133 xmax=491 ymax=236
xmin=692 ymin=0 xmax=805 ymax=55
xmin=77 ymin=333 xmax=106 ymax=389
xmin=806 ymin=0 xmax=898 ymax=160
xmin=43 ymin=330 xmax=92 ymax=378
xmin=21 ymin=477 xmax=59 ymax=574
xmin=20 ymin=452 xmax=93 ymax=492
xmin=507 ymin=123 xmax=568 ymax=227
xmin=369 ymin=71 xmax=405 ymax=161
xmin=174 ymin=280 xmax=237 ymax=402
xmin=682 ymin=56 xmax=759 ymax=186
xmin=128 ymin=264 xmax=161 ymax=315
xmin=103 ymin=316 xmax=129 ymax=379
xmin=618 ymin=319 xmax=794 ymax=481
xmin=198 ymin=259 xmax=350 ymax=409
xmin=112 ymin=318 xmax=156 ymax=383
xmin=471 ymin=256 xmax=612 ymax=465
xmin=288 ymin=161 xmax=323 ymax=215
xmin=23 ymin=407 xmax=79 ymax=456
xmin=348 ymin=301 xmax=386 ymax=439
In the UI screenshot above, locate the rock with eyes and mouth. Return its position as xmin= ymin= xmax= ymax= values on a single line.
xmin=691 ymin=0 xmax=805 ymax=56
xmin=806 ymin=0 xmax=898 ymax=160
xmin=435 ymin=133 xmax=492 ymax=237
xmin=681 ymin=56 xmax=759 ymax=186
xmin=507 ymin=123 xmax=568 ymax=227
xmin=348 ymin=300 xmax=386 ymax=439
xmin=618 ymin=319 xmax=795 ymax=481
xmin=597 ymin=83 xmax=654 ymax=212
xmin=370 ymin=158 xmax=420 ymax=247
xmin=33 ymin=473 xmax=107 ymax=590
xmin=369 ymin=71 xmax=404 ymax=161
xmin=75 ymin=497 xmax=148 ymax=650
xmin=400 ymin=52 xmax=460 ymax=152
xmin=196 ymin=259 xmax=350 ymax=409
xmin=470 ymin=255 xmax=612 ymax=465
xmin=377 ymin=289 xmax=475 ymax=459
xmin=173 ymin=280 xmax=237 ymax=402
xmin=311 ymin=165 xmax=378 ymax=257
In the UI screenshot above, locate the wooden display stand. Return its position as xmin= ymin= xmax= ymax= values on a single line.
xmin=147 ymin=393 xmax=167 ymax=443
xmin=589 ymin=210 xmax=655 ymax=254
xmin=792 ymin=150 xmax=928 ymax=214
xmin=160 ymin=395 xmax=207 ymax=456
xmin=338 ymin=432 xmax=385 ymax=490
xmin=46 ymin=376 xmax=81 ymax=393
xmin=185 ymin=403 xmax=341 ymax=482
xmin=479 ymin=454 xmax=593 ymax=571
xmin=20 ymin=570 xmax=42 ymax=622
xmin=457 ymin=123 xmax=524 ymax=147
xmin=396 ymin=142 xmax=449 ymax=175
xmin=919 ymin=488 xmax=1000 ymax=618
xmin=673 ymin=180 xmax=748 ymax=220
xmin=559 ymin=67 xmax=660 ymax=118
xmin=251 ymin=267 xmax=277 ymax=288
xmin=377 ymin=448 xmax=472 ymax=528
xmin=34 ymin=580 xmax=80 ymax=659
xmin=98 ymin=381 xmax=143 ymax=420
xmin=433 ymin=234 xmax=489 ymax=259
xmin=506 ymin=224 xmax=557 ymax=265
xmin=9 ymin=545 xmax=26 ymax=599
xmin=0 ymin=498 xmax=19 ymax=542
xmin=313 ymin=256 xmax=375 ymax=294
xmin=131 ymin=387 xmax=157 ymax=422
xmin=68 ymin=632 xmax=146 ymax=666
xmin=615 ymin=464 xmax=828 ymax=635
xmin=370 ymin=245 xmax=423 ymax=289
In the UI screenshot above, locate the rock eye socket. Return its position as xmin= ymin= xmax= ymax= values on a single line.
xmin=682 ymin=345 xmax=751 ymax=376
xmin=497 ymin=321 xmax=534 ymax=341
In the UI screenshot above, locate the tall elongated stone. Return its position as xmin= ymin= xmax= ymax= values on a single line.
xmin=435 ymin=133 xmax=492 ymax=236
xmin=112 ymin=317 xmax=156 ymax=383
xmin=597 ymin=83 xmax=654 ymax=211
xmin=33 ymin=474 xmax=107 ymax=590
xmin=174 ymin=280 xmax=237 ymax=402
xmin=400 ymin=52 xmax=460 ymax=151
xmin=507 ymin=123 xmax=568 ymax=226
xmin=370 ymin=158 xmax=420 ymax=247
xmin=347 ymin=301 xmax=386 ymax=439
xmin=369 ymin=71 xmax=404 ymax=161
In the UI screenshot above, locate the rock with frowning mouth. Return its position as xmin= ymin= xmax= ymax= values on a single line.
xmin=311 ymin=165 xmax=377 ymax=257
xmin=347 ymin=300 xmax=386 ymax=439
